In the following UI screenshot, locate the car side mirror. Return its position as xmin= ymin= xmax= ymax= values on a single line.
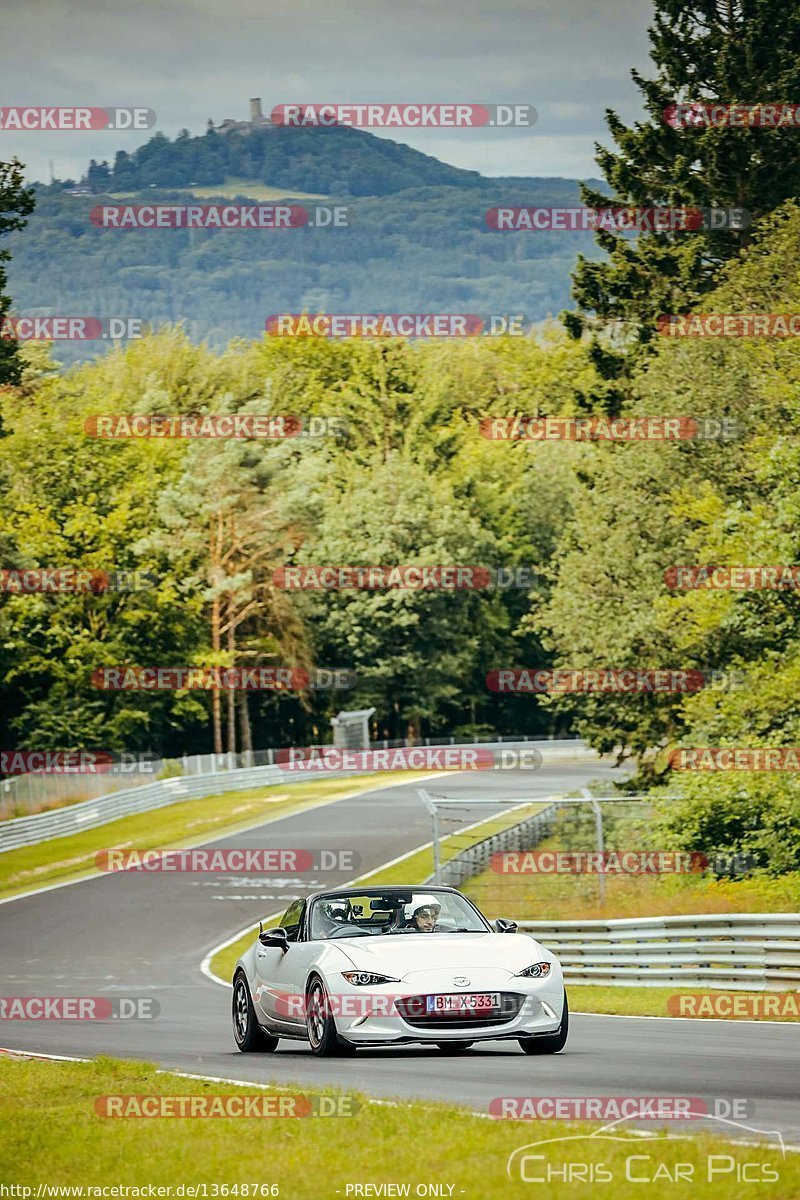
xmin=259 ymin=926 xmax=289 ymax=953
xmin=495 ymin=918 xmax=518 ymax=934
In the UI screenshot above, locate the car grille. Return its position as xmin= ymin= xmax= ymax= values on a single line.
xmin=395 ymin=993 xmax=524 ymax=1029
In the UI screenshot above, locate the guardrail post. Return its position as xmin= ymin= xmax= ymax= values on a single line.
xmin=581 ymin=788 xmax=605 ymax=906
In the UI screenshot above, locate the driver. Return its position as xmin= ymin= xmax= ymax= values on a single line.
xmin=318 ymin=898 xmax=351 ymax=935
xmin=404 ymin=895 xmax=441 ymax=932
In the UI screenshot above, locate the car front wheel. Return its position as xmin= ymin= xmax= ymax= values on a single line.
xmin=519 ymin=991 xmax=569 ymax=1055
xmin=232 ymin=972 xmax=278 ymax=1053
xmin=306 ymin=975 xmax=355 ymax=1057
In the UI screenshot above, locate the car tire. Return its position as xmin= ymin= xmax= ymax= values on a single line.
xmin=518 ymin=991 xmax=569 ymax=1055
xmin=232 ymin=972 xmax=278 ymax=1053
xmin=306 ymin=974 xmax=356 ymax=1057
xmin=435 ymin=1041 xmax=473 ymax=1052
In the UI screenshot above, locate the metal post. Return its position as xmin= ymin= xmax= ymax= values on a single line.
xmin=581 ymin=788 xmax=605 ymax=905
xmin=417 ymin=789 xmax=441 ymax=884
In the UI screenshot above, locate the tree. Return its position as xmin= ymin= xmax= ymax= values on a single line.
xmin=536 ymin=202 xmax=800 ymax=783
xmin=86 ymin=159 xmax=111 ymax=192
xmin=288 ymin=450 xmax=499 ymax=741
xmin=565 ymin=0 xmax=800 ymax=394
xmin=0 ymin=338 xmax=207 ymax=753
xmin=0 ymin=158 xmax=35 ymax=385
xmin=151 ymin=395 xmax=308 ymax=755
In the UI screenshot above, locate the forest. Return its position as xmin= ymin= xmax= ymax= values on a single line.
xmin=2 ymin=0 xmax=800 ymax=872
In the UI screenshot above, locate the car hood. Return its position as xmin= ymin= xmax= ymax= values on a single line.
xmin=335 ymin=933 xmax=548 ymax=978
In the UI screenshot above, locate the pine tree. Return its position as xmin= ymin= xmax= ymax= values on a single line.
xmin=0 ymin=159 xmax=35 ymax=385
xmin=565 ymin=0 xmax=800 ymax=394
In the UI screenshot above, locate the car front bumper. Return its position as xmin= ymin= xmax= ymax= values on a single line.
xmin=333 ymin=979 xmax=565 ymax=1045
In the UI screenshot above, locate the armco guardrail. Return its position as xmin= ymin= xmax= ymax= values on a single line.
xmin=0 ymin=766 xmax=313 ymax=854
xmin=517 ymin=913 xmax=800 ymax=991
xmin=0 ymin=739 xmax=595 ymax=853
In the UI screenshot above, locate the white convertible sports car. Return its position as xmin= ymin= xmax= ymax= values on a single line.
xmin=232 ymin=885 xmax=568 ymax=1056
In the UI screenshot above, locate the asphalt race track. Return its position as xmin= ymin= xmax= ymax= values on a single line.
xmin=1 ymin=759 xmax=798 ymax=1146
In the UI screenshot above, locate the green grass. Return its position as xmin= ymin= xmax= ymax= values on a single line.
xmin=0 ymin=1055 xmax=795 ymax=1199
xmin=569 ymin=986 xmax=800 ymax=1022
xmin=0 ymin=773 xmax=432 ymax=901
xmin=109 ymin=179 xmax=330 ymax=202
xmin=462 ymin=837 xmax=800 ymax=921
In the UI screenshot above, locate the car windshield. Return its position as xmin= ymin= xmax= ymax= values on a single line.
xmin=308 ymin=890 xmax=489 ymax=940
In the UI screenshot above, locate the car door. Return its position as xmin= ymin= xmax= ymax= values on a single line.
xmin=254 ymin=898 xmax=319 ymax=1030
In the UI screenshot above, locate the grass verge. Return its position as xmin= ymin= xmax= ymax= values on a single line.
xmin=462 ymin=855 xmax=800 ymax=921
xmin=0 ymin=772 xmax=433 ymax=902
xmin=109 ymin=180 xmax=330 ymax=201
xmin=569 ymin=986 xmax=800 ymax=1022
xmin=0 ymin=1054 xmax=794 ymax=1199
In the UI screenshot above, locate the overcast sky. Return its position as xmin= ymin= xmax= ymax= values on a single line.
xmin=4 ymin=0 xmax=654 ymax=184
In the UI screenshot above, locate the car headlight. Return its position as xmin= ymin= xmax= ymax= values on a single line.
xmin=515 ymin=962 xmax=552 ymax=978
xmin=341 ymin=971 xmax=399 ymax=986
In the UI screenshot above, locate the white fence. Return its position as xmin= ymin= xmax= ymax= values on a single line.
xmin=0 ymin=733 xmax=580 ymax=818
xmin=0 ymin=738 xmax=595 ymax=854
xmin=518 ymin=914 xmax=800 ymax=991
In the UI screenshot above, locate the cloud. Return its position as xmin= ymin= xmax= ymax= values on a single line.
xmin=4 ymin=0 xmax=653 ymax=183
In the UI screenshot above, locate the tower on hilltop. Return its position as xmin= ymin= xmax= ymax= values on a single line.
xmin=209 ymin=99 xmax=272 ymax=136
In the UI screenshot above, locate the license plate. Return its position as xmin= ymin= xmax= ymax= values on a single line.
xmin=425 ymin=992 xmax=501 ymax=1013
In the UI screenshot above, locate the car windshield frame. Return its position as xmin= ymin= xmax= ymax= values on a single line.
xmin=307 ymin=887 xmax=492 ymax=941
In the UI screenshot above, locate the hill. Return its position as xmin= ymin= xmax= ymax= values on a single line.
xmin=86 ymin=123 xmax=489 ymax=197
xmin=7 ymin=125 xmax=606 ymax=364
